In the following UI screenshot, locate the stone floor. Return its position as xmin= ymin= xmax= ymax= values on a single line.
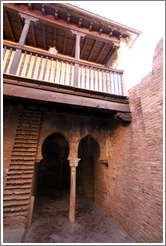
xmin=23 ymin=189 xmax=134 ymax=243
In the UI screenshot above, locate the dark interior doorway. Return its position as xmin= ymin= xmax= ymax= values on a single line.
xmin=37 ymin=132 xmax=70 ymax=195
xmin=77 ymin=135 xmax=100 ymax=199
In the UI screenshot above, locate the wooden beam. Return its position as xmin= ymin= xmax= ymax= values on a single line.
xmin=67 ymin=14 xmax=71 ymax=24
xmin=4 ymin=10 xmax=15 ymax=42
xmin=88 ymin=40 xmax=97 ymax=61
xmin=99 ymin=27 xmax=103 ymax=35
xmin=78 ymin=18 xmax=82 ymax=28
xmin=42 ymin=4 xmax=46 ymax=15
xmin=95 ymin=42 xmax=107 ymax=63
xmin=31 ymin=23 xmax=36 ymax=47
xmin=80 ymin=36 xmax=87 ymax=59
xmin=71 ymin=39 xmax=75 ymax=57
xmin=118 ymin=32 xmax=122 ymax=40
xmin=109 ymin=29 xmax=113 ymax=37
xmin=114 ymin=112 xmax=132 ymax=124
xmin=4 ymin=3 xmax=120 ymax=47
xmin=55 ymin=9 xmax=58 ymax=19
xmin=28 ymin=3 xmax=32 ymax=10
xmin=3 ymin=80 xmax=130 ymax=113
xmin=63 ymin=30 xmax=68 ymax=54
xmin=53 ymin=27 xmax=56 ymax=47
xmin=43 ymin=23 xmax=46 ymax=49
xmin=18 ymin=15 xmax=26 ymax=45
xmin=105 ymin=49 xmax=118 ymax=67
xmin=89 ymin=21 xmax=93 ymax=31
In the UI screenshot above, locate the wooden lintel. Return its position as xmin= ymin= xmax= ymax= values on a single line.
xmin=88 ymin=40 xmax=97 ymax=61
xmin=63 ymin=31 xmax=68 ymax=54
xmin=43 ymin=24 xmax=46 ymax=50
xmin=4 ymin=10 xmax=16 ymax=42
xmin=96 ymin=42 xmax=107 ymax=63
xmin=3 ymin=3 xmax=120 ymax=46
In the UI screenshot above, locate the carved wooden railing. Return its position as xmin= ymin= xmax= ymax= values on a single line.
xmin=3 ymin=42 xmax=124 ymax=95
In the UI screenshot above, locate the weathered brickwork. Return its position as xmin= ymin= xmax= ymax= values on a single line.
xmin=95 ymin=39 xmax=163 ymax=243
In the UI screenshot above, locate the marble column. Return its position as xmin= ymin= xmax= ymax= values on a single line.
xmin=68 ymin=158 xmax=80 ymax=223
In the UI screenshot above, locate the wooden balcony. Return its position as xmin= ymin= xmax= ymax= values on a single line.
xmin=3 ymin=41 xmax=124 ymax=96
xmin=3 ymin=2 xmax=135 ymax=114
xmin=3 ymin=41 xmax=129 ymax=114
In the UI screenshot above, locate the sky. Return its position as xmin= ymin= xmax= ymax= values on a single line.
xmin=69 ymin=1 xmax=165 ymax=90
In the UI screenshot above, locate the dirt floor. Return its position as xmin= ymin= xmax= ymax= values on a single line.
xmin=23 ymin=189 xmax=134 ymax=243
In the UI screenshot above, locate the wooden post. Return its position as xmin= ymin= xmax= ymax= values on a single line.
xmin=68 ymin=158 xmax=80 ymax=223
xmin=9 ymin=13 xmax=38 ymax=75
xmin=71 ymin=30 xmax=86 ymax=87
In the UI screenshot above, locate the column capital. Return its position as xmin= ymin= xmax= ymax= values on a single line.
xmin=19 ymin=12 xmax=39 ymax=24
xmin=68 ymin=158 xmax=80 ymax=167
xmin=71 ymin=30 xmax=86 ymax=39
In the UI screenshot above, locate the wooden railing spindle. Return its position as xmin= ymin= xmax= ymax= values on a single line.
xmin=37 ymin=55 xmax=43 ymax=80
xmin=54 ymin=59 xmax=58 ymax=82
xmin=42 ymin=57 xmax=48 ymax=81
xmin=48 ymin=58 xmax=53 ymax=82
xmin=89 ymin=67 xmax=91 ymax=90
xmin=109 ymin=72 xmax=112 ymax=94
xmin=59 ymin=60 xmax=63 ymax=84
xmin=101 ymin=70 xmax=104 ymax=92
xmin=69 ymin=63 xmax=72 ymax=86
xmin=93 ymin=68 xmax=96 ymax=90
xmin=4 ymin=48 xmax=13 ymax=73
xmin=25 ymin=52 xmax=32 ymax=77
xmin=80 ymin=65 xmax=83 ymax=88
xmin=31 ymin=54 xmax=38 ymax=78
xmin=97 ymin=69 xmax=100 ymax=91
xmin=85 ymin=66 xmax=87 ymax=89
xmin=3 ymin=46 xmax=7 ymax=59
xmin=64 ymin=62 xmax=68 ymax=85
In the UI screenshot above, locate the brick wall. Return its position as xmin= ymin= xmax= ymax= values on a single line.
xmin=95 ymin=39 xmax=163 ymax=242
xmin=3 ymin=102 xmax=23 ymax=183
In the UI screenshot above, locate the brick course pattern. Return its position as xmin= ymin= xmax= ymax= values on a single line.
xmin=95 ymin=39 xmax=163 ymax=243
xmin=3 ymin=106 xmax=42 ymax=227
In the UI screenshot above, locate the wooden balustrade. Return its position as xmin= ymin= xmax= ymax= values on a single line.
xmin=3 ymin=42 xmax=124 ymax=95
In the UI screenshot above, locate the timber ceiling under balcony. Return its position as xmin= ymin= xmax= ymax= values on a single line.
xmin=3 ymin=3 xmax=133 ymax=65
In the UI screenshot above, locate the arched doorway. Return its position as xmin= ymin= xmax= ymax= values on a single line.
xmin=77 ymin=135 xmax=100 ymax=200
xmin=37 ymin=132 xmax=70 ymax=195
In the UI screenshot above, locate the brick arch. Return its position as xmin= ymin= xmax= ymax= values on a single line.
xmin=78 ymin=134 xmax=100 ymax=159
xmin=78 ymin=133 xmax=107 ymax=161
xmin=36 ymin=130 xmax=70 ymax=161
xmin=41 ymin=132 xmax=70 ymax=160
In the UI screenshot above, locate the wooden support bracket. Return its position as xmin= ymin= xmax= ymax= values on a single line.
xmin=114 ymin=112 xmax=132 ymax=124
